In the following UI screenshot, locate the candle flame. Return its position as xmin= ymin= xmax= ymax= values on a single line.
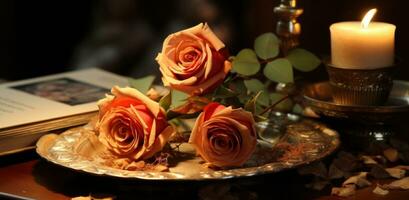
xmin=361 ymin=8 xmax=377 ymax=29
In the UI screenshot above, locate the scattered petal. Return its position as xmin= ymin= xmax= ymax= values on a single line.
xmin=303 ymin=107 xmax=320 ymax=118
xmin=343 ymin=172 xmax=371 ymax=188
xmin=384 ymin=177 xmax=409 ymax=190
xmin=373 ymin=155 xmax=388 ymax=165
xmin=125 ymin=161 xmax=146 ymax=171
xmin=373 ymin=185 xmax=389 ymax=195
xmin=331 ymin=185 xmax=356 ymax=197
xmin=152 ymin=164 xmax=169 ymax=172
xmin=360 ymin=155 xmax=378 ymax=165
xmin=385 ymin=168 xmax=406 ymax=179
xmin=71 ymin=196 xmax=113 ymax=200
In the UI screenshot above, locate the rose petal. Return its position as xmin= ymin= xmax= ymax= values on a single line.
xmin=373 ymin=185 xmax=389 ymax=195
xmin=111 ymin=86 xmax=163 ymax=117
xmin=142 ymin=126 xmax=174 ymax=159
xmin=184 ymin=23 xmax=225 ymax=51
xmin=384 ymin=177 xmax=409 ymax=190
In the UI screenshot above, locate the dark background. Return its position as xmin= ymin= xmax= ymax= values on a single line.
xmin=1 ymin=0 xmax=408 ymax=81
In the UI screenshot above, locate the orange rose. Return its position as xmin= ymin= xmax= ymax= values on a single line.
xmin=156 ymin=23 xmax=231 ymax=95
xmin=189 ymin=103 xmax=257 ymax=167
xmin=95 ymin=86 xmax=174 ymax=160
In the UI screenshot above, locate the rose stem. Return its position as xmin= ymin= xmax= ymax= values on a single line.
xmin=259 ymin=94 xmax=291 ymax=116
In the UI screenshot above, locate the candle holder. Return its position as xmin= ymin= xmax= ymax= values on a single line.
xmin=302 ymin=80 xmax=409 ymax=148
xmin=274 ymin=0 xmax=303 ymax=54
xmin=325 ymin=63 xmax=396 ymax=106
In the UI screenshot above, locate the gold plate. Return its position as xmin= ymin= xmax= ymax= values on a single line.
xmin=36 ymin=112 xmax=339 ymax=180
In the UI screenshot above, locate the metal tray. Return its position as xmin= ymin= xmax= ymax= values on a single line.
xmin=36 ymin=113 xmax=339 ymax=181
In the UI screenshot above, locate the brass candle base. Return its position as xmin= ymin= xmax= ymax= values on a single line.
xmin=326 ymin=64 xmax=395 ymax=106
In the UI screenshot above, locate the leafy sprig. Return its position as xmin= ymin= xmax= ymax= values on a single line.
xmin=129 ymin=32 xmax=321 ymax=120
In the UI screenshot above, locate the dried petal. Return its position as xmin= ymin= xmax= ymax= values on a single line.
xmin=303 ymin=107 xmax=320 ymax=118
xmin=343 ymin=172 xmax=371 ymax=188
xmin=71 ymin=196 xmax=92 ymax=200
xmin=72 ymin=196 xmax=113 ymax=200
xmin=373 ymin=185 xmax=389 ymax=195
xmin=360 ymin=155 xmax=378 ymax=165
xmin=385 ymin=168 xmax=406 ymax=179
xmin=111 ymin=158 xmax=132 ymax=169
xmin=373 ymin=155 xmax=388 ymax=165
xmin=331 ymin=185 xmax=356 ymax=197
xmin=384 ymin=148 xmax=399 ymax=162
xmin=125 ymin=161 xmax=146 ymax=171
xmin=384 ymin=177 xmax=409 ymax=190
xmin=395 ymin=165 xmax=409 ymax=171
xmin=152 ymin=164 xmax=169 ymax=172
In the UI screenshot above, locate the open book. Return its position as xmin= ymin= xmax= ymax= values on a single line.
xmin=0 ymin=68 xmax=128 ymax=155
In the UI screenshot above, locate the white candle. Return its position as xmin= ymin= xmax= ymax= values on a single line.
xmin=330 ymin=9 xmax=396 ymax=69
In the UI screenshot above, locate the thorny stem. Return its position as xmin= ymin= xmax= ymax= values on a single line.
xmin=259 ymin=94 xmax=291 ymax=116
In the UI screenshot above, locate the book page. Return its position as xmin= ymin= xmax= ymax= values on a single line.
xmin=0 ymin=68 xmax=128 ymax=129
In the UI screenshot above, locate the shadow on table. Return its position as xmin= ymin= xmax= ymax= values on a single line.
xmin=32 ymin=159 xmax=325 ymax=200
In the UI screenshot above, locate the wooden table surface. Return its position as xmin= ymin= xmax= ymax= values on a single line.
xmin=1 ymin=151 xmax=409 ymax=200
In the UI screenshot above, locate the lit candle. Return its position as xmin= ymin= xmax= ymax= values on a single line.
xmin=330 ymin=9 xmax=396 ymax=69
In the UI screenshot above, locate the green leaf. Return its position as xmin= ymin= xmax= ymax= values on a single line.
xmin=171 ymin=90 xmax=188 ymax=109
xmin=244 ymin=79 xmax=265 ymax=93
xmin=292 ymin=104 xmax=303 ymax=114
xmin=254 ymin=33 xmax=279 ymax=60
xmin=232 ymin=49 xmax=261 ymax=76
xmin=257 ymin=90 xmax=270 ymax=107
xmin=159 ymin=91 xmax=171 ymax=111
xmin=128 ymin=75 xmax=155 ymax=94
xmin=263 ymin=58 xmax=293 ymax=83
xmin=270 ymin=93 xmax=293 ymax=111
xmin=287 ymin=48 xmax=321 ymax=72
xmin=213 ymin=85 xmax=238 ymax=98
xmin=238 ymin=94 xmax=250 ymax=104
xmin=244 ymin=91 xmax=262 ymax=113
xmin=230 ymin=80 xmax=247 ymax=94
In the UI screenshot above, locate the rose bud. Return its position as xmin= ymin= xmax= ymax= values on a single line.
xmin=189 ymin=102 xmax=257 ymax=167
xmin=156 ymin=23 xmax=231 ymax=95
xmin=95 ymin=86 xmax=174 ymax=160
